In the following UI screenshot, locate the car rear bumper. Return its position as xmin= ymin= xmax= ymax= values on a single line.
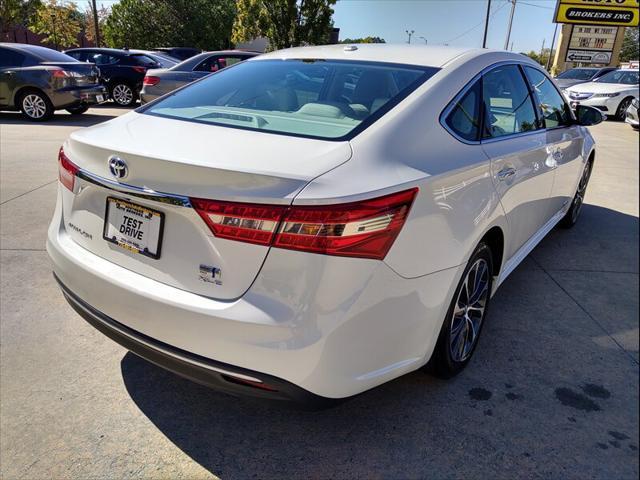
xmin=47 ymin=184 xmax=461 ymax=399
xmin=52 ymin=84 xmax=108 ymax=108
xmin=55 ymin=274 xmax=335 ymax=407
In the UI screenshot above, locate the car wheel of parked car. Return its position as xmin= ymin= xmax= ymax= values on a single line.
xmin=616 ymin=97 xmax=634 ymax=120
xmin=560 ymin=158 xmax=593 ymax=229
xmin=66 ymin=105 xmax=89 ymax=115
xmin=429 ymin=242 xmax=493 ymax=378
xmin=20 ymin=90 xmax=53 ymax=121
xmin=110 ymin=82 xmax=136 ymax=107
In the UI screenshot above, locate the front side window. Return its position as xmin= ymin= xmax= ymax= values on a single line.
xmin=89 ymin=53 xmax=118 ymax=65
xmin=144 ymin=59 xmax=438 ymax=140
xmin=524 ymin=66 xmax=571 ymax=128
xmin=445 ymin=79 xmax=482 ymax=142
xmin=595 ymin=70 xmax=639 ymax=85
xmin=482 ymin=65 xmax=539 ymax=138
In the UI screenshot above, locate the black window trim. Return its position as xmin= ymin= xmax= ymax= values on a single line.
xmin=440 ymin=60 xmax=576 ymax=145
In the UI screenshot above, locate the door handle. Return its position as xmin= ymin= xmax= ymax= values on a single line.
xmin=497 ymin=167 xmax=517 ymax=181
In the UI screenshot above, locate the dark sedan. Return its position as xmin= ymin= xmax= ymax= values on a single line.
xmin=140 ymin=50 xmax=259 ymax=104
xmin=65 ymin=48 xmax=161 ymax=106
xmin=0 ymin=43 xmax=106 ymax=121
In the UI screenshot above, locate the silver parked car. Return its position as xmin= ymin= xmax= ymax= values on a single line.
xmin=140 ymin=50 xmax=259 ymax=103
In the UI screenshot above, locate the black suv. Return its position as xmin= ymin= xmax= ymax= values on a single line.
xmin=65 ymin=48 xmax=160 ymax=106
xmin=0 ymin=43 xmax=106 ymax=121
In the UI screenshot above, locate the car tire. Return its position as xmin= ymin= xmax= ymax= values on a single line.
xmin=19 ymin=90 xmax=53 ymax=121
xmin=110 ymin=82 xmax=136 ymax=107
xmin=429 ymin=242 xmax=494 ymax=379
xmin=66 ymin=105 xmax=89 ymax=115
xmin=616 ymin=97 xmax=633 ymax=120
xmin=559 ymin=158 xmax=593 ymax=229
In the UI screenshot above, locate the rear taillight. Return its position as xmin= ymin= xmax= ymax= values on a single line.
xmin=191 ymin=188 xmax=418 ymax=260
xmin=190 ymin=198 xmax=287 ymax=246
xmin=143 ymin=76 xmax=160 ymax=86
xmin=52 ymin=68 xmax=83 ymax=79
xmin=132 ymin=66 xmax=147 ymax=74
xmin=58 ymin=147 xmax=78 ymax=191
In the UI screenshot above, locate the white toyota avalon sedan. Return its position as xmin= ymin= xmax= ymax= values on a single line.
xmin=48 ymin=44 xmax=602 ymax=406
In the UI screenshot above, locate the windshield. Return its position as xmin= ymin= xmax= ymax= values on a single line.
xmin=557 ymin=68 xmax=597 ymax=80
xmin=595 ymin=70 xmax=639 ymax=85
xmin=143 ymin=59 xmax=438 ymax=140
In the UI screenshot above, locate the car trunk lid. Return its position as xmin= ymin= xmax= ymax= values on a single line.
xmin=60 ymin=112 xmax=352 ymax=300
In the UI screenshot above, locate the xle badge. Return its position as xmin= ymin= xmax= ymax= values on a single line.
xmin=199 ymin=265 xmax=222 ymax=285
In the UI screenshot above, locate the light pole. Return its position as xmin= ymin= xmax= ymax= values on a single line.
xmin=405 ymin=29 xmax=415 ymax=44
xmin=50 ymin=12 xmax=58 ymax=51
xmin=92 ymin=0 xmax=101 ymax=47
xmin=419 ymin=36 xmax=428 ymax=45
xmin=546 ymin=23 xmax=559 ymax=71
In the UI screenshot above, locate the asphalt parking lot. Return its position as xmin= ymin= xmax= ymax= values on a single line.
xmin=1 ymin=107 xmax=638 ymax=479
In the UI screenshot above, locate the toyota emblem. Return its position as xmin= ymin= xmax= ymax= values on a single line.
xmin=108 ymin=156 xmax=128 ymax=180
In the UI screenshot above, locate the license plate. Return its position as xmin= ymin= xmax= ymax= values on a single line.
xmin=103 ymin=197 xmax=164 ymax=259
xmin=96 ymin=94 xmax=104 ymax=102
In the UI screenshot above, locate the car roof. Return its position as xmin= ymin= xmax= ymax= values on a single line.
xmin=1 ymin=42 xmax=60 ymax=57
xmin=253 ymin=44 xmax=479 ymax=68
xmin=65 ymin=47 xmax=131 ymax=55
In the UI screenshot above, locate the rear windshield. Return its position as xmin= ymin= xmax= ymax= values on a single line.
xmin=131 ymin=54 xmax=159 ymax=67
xmin=31 ymin=47 xmax=78 ymax=63
xmin=557 ymin=68 xmax=597 ymax=80
xmin=142 ymin=59 xmax=439 ymax=140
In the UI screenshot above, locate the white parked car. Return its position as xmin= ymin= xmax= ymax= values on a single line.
xmin=48 ymin=45 xmax=602 ymax=406
xmin=565 ymin=68 xmax=639 ymax=119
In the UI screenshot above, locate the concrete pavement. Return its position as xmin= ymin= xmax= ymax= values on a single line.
xmin=1 ymin=108 xmax=638 ymax=479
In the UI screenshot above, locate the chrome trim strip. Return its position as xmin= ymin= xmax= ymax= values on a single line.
xmin=76 ymin=169 xmax=192 ymax=207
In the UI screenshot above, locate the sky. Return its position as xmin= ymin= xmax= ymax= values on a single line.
xmin=82 ymin=0 xmax=560 ymax=54
xmin=332 ymin=0 xmax=560 ymax=53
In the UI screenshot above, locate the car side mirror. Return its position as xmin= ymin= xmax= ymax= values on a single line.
xmin=574 ymin=105 xmax=605 ymax=126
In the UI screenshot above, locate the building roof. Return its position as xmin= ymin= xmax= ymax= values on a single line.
xmin=253 ymin=44 xmax=480 ymax=68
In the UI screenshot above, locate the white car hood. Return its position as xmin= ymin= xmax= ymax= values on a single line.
xmin=567 ymin=81 xmax=636 ymax=94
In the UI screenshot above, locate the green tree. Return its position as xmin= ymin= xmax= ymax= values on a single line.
xmin=620 ymin=27 xmax=639 ymax=63
xmin=521 ymin=49 xmax=553 ymax=69
xmin=1 ymin=0 xmax=41 ymax=39
xmin=103 ymin=0 xmax=234 ymax=50
xmin=232 ymin=0 xmax=336 ymax=51
xmin=82 ymin=2 xmax=110 ymax=47
xmin=340 ymin=36 xmax=385 ymax=44
xmin=29 ymin=0 xmax=81 ymax=49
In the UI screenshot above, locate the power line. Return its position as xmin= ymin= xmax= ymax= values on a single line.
xmin=441 ymin=0 xmax=509 ymax=45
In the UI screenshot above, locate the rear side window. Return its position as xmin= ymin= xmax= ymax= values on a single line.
xmin=445 ymin=79 xmax=482 ymax=142
xmin=143 ymin=59 xmax=438 ymax=140
xmin=524 ymin=66 xmax=571 ymax=128
xmin=482 ymin=65 xmax=539 ymax=138
xmin=131 ymin=54 xmax=159 ymax=67
xmin=0 ymin=49 xmax=27 ymax=68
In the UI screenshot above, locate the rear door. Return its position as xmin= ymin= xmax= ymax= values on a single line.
xmin=523 ymin=66 xmax=585 ymax=217
xmin=480 ymin=64 xmax=556 ymax=259
xmin=0 ymin=48 xmax=28 ymax=106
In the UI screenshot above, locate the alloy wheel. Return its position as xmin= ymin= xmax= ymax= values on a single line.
xmin=22 ymin=94 xmax=47 ymax=119
xmin=571 ymin=162 xmax=592 ymax=223
xmin=449 ymin=258 xmax=490 ymax=363
xmin=112 ymin=84 xmax=133 ymax=106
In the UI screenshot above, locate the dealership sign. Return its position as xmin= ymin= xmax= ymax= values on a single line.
xmin=555 ymin=0 xmax=639 ymax=26
xmin=565 ymin=49 xmax=613 ymax=63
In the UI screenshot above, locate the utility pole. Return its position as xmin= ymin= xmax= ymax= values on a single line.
xmin=546 ymin=23 xmax=559 ymax=71
xmin=539 ymin=38 xmax=545 ymax=60
xmin=405 ymin=29 xmax=415 ymax=44
xmin=504 ymin=0 xmax=516 ymax=51
xmin=91 ymin=0 xmax=101 ymax=47
xmin=482 ymin=0 xmax=492 ymax=48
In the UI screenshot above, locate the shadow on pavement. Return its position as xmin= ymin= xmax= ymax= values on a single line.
xmin=120 ymin=204 xmax=639 ymax=478
xmin=0 ymin=111 xmax=119 ymax=127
